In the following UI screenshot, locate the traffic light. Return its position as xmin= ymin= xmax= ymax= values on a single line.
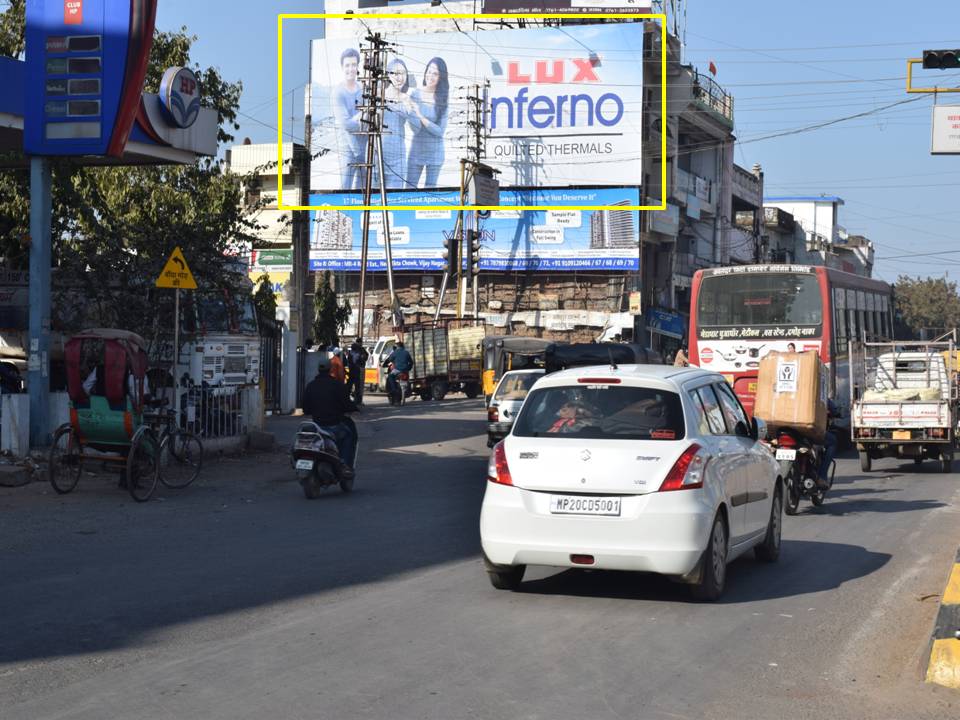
xmin=923 ymin=49 xmax=960 ymax=70
xmin=469 ymin=230 xmax=481 ymax=276
xmin=442 ymin=234 xmax=459 ymax=274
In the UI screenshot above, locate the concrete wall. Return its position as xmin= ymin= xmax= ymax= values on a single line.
xmin=1 ymin=391 xmax=68 ymax=456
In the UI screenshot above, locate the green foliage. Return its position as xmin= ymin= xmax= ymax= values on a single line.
xmin=0 ymin=21 xmax=265 ymax=347
xmin=0 ymin=0 xmax=25 ymax=58
xmin=313 ymin=271 xmax=351 ymax=348
xmin=893 ymin=275 xmax=960 ymax=339
xmin=253 ymin=273 xmax=278 ymax=326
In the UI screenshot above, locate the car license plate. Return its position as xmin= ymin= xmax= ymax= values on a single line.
xmin=295 ymin=459 xmax=314 ymax=471
xmin=549 ymin=495 xmax=621 ymax=516
xmin=892 ymin=430 xmax=911 ymax=440
xmin=775 ymin=448 xmax=796 ymax=461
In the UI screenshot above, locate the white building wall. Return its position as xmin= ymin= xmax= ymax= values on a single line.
xmin=764 ymin=199 xmax=841 ymax=243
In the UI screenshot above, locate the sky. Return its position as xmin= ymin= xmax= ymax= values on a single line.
xmin=153 ymin=0 xmax=960 ymax=284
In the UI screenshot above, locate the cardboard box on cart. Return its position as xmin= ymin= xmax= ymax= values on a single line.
xmin=753 ymin=351 xmax=827 ymax=441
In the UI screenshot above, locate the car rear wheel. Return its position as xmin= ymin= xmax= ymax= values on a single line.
xmin=484 ymin=556 xmax=525 ymax=591
xmin=691 ymin=512 xmax=727 ymax=601
xmin=858 ymin=450 xmax=872 ymax=472
xmin=754 ymin=485 xmax=782 ymax=563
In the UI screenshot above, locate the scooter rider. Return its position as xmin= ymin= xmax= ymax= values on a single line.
xmin=302 ymin=355 xmax=357 ymax=471
xmin=383 ymin=341 xmax=413 ymax=400
xmin=818 ymin=398 xmax=839 ymax=489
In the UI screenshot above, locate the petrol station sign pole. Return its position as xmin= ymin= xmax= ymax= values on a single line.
xmin=23 ymin=0 xmax=159 ymax=447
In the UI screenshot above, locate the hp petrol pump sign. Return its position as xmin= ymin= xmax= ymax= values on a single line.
xmin=24 ymin=0 xmax=158 ymax=157
xmin=160 ymin=67 xmax=201 ymax=129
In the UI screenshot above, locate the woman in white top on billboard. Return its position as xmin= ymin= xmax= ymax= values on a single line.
xmin=381 ymin=57 xmax=415 ymax=189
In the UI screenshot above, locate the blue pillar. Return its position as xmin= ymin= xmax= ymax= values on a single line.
xmin=29 ymin=156 xmax=52 ymax=448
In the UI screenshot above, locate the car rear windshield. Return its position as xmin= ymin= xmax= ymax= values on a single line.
xmin=512 ymin=385 xmax=686 ymax=440
xmin=493 ymin=373 xmax=541 ymax=403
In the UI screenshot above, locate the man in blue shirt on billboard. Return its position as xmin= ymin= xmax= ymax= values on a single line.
xmin=332 ymin=48 xmax=366 ymax=190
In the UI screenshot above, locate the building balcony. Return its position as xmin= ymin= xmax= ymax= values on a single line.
xmin=691 ymin=70 xmax=734 ymax=126
xmin=732 ymin=164 xmax=762 ymax=209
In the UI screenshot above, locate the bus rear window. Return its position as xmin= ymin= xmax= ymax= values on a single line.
xmin=697 ymin=273 xmax=822 ymax=329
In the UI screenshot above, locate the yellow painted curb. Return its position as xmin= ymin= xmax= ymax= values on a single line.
xmin=944 ymin=564 xmax=960 ymax=606
xmin=927 ymin=638 xmax=960 ymax=689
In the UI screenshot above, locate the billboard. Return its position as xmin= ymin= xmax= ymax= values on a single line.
xmin=308 ymin=188 xmax=639 ymax=272
xmin=482 ymin=1 xmax=652 ymax=13
xmin=307 ymin=23 xmax=643 ymax=193
xmin=931 ymin=105 xmax=960 ymax=155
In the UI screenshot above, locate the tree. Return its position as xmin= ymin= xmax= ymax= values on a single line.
xmin=252 ymin=273 xmax=278 ymax=327
xmin=0 ymin=0 xmax=25 ymax=58
xmin=313 ymin=272 xmax=351 ymax=348
xmin=893 ymin=275 xmax=960 ymax=339
xmin=0 ymin=15 xmax=266 ymax=353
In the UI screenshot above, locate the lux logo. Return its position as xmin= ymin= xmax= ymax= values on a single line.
xmin=507 ymin=59 xmax=600 ymax=85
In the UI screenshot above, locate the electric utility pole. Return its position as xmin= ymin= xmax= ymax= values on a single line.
xmin=356 ymin=33 xmax=401 ymax=341
xmin=435 ymin=82 xmax=495 ymax=321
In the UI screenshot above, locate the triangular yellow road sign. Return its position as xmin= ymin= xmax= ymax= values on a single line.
xmin=156 ymin=246 xmax=198 ymax=289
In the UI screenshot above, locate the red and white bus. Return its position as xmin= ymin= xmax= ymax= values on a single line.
xmin=689 ymin=264 xmax=893 ymax=420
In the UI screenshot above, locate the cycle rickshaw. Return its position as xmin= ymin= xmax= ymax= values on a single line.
xmin=48 ymin=329 xmax=201 ymax=502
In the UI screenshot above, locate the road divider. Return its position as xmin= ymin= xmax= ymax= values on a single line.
xmin=926 ymin=547 xmax=960 ymax=689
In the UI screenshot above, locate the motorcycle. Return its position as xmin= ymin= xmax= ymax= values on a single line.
xmin=290 ymin=416 xmax=358 ymax=499
xmin=386 ymin=363 xmax=410 ymax=406
xmin=765 ymin=428 xmax=835 ymax=514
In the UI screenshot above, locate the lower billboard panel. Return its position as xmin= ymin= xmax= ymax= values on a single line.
xmin=308 ymin=188 xmax=640 ymax=273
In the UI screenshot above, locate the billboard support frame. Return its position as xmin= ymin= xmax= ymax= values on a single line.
xmin=277 ymin=11 xmax=667 ymax=212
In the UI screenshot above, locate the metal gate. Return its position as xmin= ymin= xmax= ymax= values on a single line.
xmin=260 ymin=318 xmax=283 ymax=412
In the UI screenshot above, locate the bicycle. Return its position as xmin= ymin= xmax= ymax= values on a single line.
xmin=143 ymin=400 xmax=204 ymax=489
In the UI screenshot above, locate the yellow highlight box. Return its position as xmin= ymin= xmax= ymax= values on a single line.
xmin=277 ymin=13 xmax=667 ymax=212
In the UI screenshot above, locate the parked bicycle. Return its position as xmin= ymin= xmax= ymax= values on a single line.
xmin=143 ymin=400 xmax=204 ymax=489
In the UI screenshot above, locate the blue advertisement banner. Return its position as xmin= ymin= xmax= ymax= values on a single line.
xmin=646 ymin=308 xmax=685 ymax=339
xmin=309 ymin=187 xmax=639 ymax=273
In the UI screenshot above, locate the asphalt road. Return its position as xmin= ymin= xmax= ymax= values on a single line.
xmin=2 ymin=395 xmax=960 ymax=719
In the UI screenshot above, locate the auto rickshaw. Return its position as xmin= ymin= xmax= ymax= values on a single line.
xmin=481 ymin=336 xmax=552 ymax=403
xmin=48 ymin=329 xmax=161 ymax=502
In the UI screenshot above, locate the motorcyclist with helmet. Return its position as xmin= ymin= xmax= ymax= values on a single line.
xmin=302 ymin=354 xmax=358 ymax=472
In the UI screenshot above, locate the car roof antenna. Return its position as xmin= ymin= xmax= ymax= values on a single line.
xmin=607 ymin=346 xmax=618 ymax=371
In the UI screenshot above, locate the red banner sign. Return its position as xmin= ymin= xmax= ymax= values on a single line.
xmin=64 ymin=0 xmax=83 ymax=25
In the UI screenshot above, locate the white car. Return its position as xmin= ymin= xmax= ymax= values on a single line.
xmin=487 ymin=369 xmax=546 ymax=447
xmin=480 ymin=365 xmax=782 ymax=600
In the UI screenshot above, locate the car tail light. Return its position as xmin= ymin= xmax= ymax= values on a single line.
xmin=487 ymin=441 xmax=513 ymax=486
xmin=488 ymin=405 xmax=499 ymax=422
xmin=658 ymin=443 xmax=708 ymax=492
xmin=931 ymin=427 xmax=946 ymax=438
xmin=578 ymin=377 xmax=621 ymax=384
xmin=777 ymin=432 xmax=797 ymax=448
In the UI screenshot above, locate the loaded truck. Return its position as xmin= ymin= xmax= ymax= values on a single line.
xmin=404 ymin=320 xmax=485 ymax=401
xmin=849 ymin=338 xmax=958 ymax=473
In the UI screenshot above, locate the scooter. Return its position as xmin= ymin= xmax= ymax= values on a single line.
xmin=290 ymin=417 xmax=359 ymax=498
xmin=765 ymin=428 xmax=835 ymax=514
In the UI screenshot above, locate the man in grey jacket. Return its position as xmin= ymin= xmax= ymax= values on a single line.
xmin=331 ymin=48 xmax=366 ymax=190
